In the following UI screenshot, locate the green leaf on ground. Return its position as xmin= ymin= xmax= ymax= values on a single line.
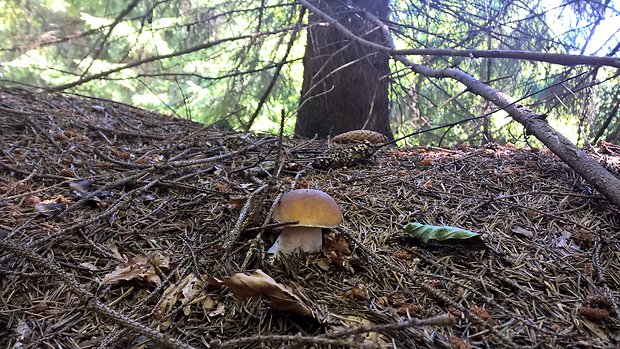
xmin=403 ymin=223 xmax=486 ymax=250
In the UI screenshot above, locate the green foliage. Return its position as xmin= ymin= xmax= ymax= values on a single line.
xmin=0 ymin=0 xmax=303 ymax=134
xmin=388 ymin=0 xmax=619 ymax=147
xmin=0 ymin=0 xmax=617 ymax=145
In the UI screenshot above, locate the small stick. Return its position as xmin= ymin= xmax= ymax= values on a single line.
xmin=240 ymin=192 xmax=284 ymax=270
xmin=272 ymin=108 xmax=287 ymax=184
xmin=325 ymin=314 xmax=456 ymax=339
xmin=213 ymin=334 xmax=381 ymax=349
xmin=243 ymin=220 xmax=299 ymax=232
xmin=222 ymin=184 xmax=269 ymax=252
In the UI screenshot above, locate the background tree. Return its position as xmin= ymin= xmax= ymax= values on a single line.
xmin=295 ymin=0 xmax=393 ymax=139
xmin=0 ymin=0 xmax=618 ymax=146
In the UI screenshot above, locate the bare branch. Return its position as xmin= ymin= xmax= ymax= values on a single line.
xmin=245 ymin=7 xmax=304 ymax=131
xmin=79 ymin=0 xmax=141 ymax=78
xmin=298 ymin=0 xmax=620 ymax=69
xmin=391 ymin=48 xmax=620 ymax=68
xmin=591 ymin=89 xmax=620 ymax=144
xmin=50 ymin=26 xmax=299 ymax=91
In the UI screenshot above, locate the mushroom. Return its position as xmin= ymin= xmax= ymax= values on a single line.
xmin=267 ymin=189 xmax=343 ymax=255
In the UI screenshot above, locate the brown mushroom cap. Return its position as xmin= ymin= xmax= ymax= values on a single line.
xmin=273 ymin=189 xmax=342 ymax=228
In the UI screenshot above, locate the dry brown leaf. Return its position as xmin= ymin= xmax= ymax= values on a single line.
xmin=58 ymin=168 xmax=75 ymax=177
xmin=470 ymin=305 xmax=496 ymax=325
xmin=376 ymin=296 xmax=389 ymax=307
xmin=107 ymin=245 xmax=126 ymax=262
xmin=447 ymin=306 xmax=462 ymax=318
xmin=326 ymin=251 xmax=353 ymax=273
xmin=343 ymin=283 xmax=370 ymax=301
xmin=31 ymin=301 xmax=49 ymax=313
xmin=24 ymin=195 xmax=41 ymax=207
xmin=151 ymin=252 xmax=170 ymax=269
xmin=214 ymin=182 xmax=228 ymax=192
xmin=153 ymin=273 xmax=198 ymax=331
xmin=226 ymin=196 xmax=246 ymax=211
xmin=101 ymin=252 xmax=169 ymax=287
xmin=211 ymin=269 xmax=313 ymax=318
xmin=181 ymin=274 xmax=202 ymax=316
xmin=315 ymin=258 xmax=331 ymax=271
xmin=55 ymin=194 xmax=72 ymax=204
xmin=155 ymin=272 xmax=211 ymax=319
xmin=202 ymin=295 xmax=217 ymax=310
xmin=423 ymin=179 xmax=433 ymax=189
xmin=393 ymin=249 xmax=413 ymax=260
xmin=159 ymin=319 xmax=173 ymax=332
xmin=418 ymin=158 xmax=434 ymax=167
xmin=387 ymin=292 xmax=406 ymax=305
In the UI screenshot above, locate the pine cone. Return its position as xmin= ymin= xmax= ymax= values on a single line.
xmin=332 ymin=130 xmax=388 ymax=145
xmin=312 ymin=142 xmax=376 ymax=170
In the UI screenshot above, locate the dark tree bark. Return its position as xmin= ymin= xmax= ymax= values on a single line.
xmin=295 ymin=0 xmax=393 ymax=140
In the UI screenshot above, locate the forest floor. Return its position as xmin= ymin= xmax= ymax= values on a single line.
xmin=1 ymin=87 xmax=619 ymax=349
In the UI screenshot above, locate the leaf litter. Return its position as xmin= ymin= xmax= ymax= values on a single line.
xmin=1 ymin=88 xmax=619 ymax=348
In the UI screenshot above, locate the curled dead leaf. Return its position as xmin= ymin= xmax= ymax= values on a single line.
xmin=331 ymin=314 xmax=391 ymax=345
xmin=582 ymin=319 xmax=609 ymax=341
xmin=79 ymin=262 xmax=99 ymax=271
xmin=511 ymin=226 xmax=534 ymax=239
xmin=447 ymin=336 xmax=472 ymax=349
xmin=211 ymin=269 xmax=313 ymax=318
xmin=418 ymin=158 xmax=434 ymax=167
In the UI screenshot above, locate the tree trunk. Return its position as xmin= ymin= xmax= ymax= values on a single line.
xmin=295 ymin=0 xmax=393 ymax=140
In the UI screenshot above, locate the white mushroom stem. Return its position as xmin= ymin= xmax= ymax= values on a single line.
xmin=267 ymin=226 xmax=323 ymax=254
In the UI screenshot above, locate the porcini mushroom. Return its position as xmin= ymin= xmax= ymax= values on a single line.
xmin=267 ymin=189 xmax=342 ymax=255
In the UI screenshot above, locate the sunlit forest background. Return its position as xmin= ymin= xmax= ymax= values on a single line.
xmin=1 ymin=0 xmax=619 ymax=147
